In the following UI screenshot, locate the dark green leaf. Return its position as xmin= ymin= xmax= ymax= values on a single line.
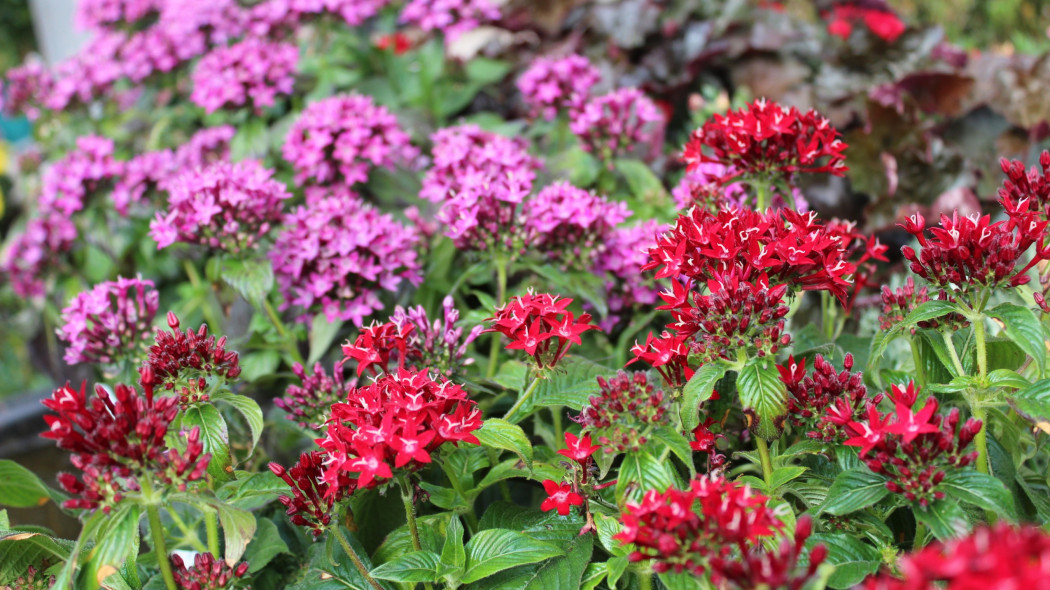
xmin=0 ymin=531 xmax=74 ymax=585
xmin=767 ymin=466 xmax=807 ymax=492
xmin=219 ymin=255 xmax=274 ymax=305
xmin=940 ymin=470 xmax=1016 ymax=519
xmin=441 ymin=516 xmax=466 ymax=572
xmin=736 ymin=359 xmax=788 ymax=440
xmin=0 ymin=460 xmax=53 ymax=508
xmin=178 ymin=404 xmax=232 ymax=483
xmin=211 ymin=391 xmax=264 ymax=456
xmin=522 ymin=535 xmax=593 ymax=590
xmin=615 ymin=158 xmax=668 ymax=203
xmin=871 ymin=300 xmax=959 ymax=368
xmin=462 ymin=529 xmax=563 ymax=584
xmin=1009 ymin=378 xmax=1050 ymax=426
xmin=653 ymin=427 xmax=696 ymax=475
xmin=615 ymin=450 xmax=675 ymax=505
xmin=510 ymin=357 xmax=610 ymax=421
xmin=988 ymin=303 xmax=1046 ymax=377
xmin=822 ymin=470 xmax=890 ymax=516
xmin=212 ymin=501 xmax=257 ymax=564
xmin=465 ymin=58 xmax=511 ymax=84
xmin=681 ymin=361 xmax=728 ymax=431
xmin=914 ymin=499 xmax=969 ymax=541
xmin=475 ymin=419 xmax=534 ymax=470
xmin=308 ymin=315 xmax=344 ymax=365
xmin=369 ymin=551 xmax=440 ymax=583
xmin=243 ymin=518 xmax=289 ymax=574
xmin=807 ymin=533 xmax=881 ymax=589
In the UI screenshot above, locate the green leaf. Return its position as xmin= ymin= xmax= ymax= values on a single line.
xmin=987 ymin=369 xmax=1029 ymax=390
xmin=178 ymin=404 xmax=232 ymax=483
xmin=475 ymin=419 xmax=534 ymax=470
xmin=211 ymin=391 xmax=264 ymax=457
xmin=914 ymin=499 xmax=969 ymax=541
xmin=243 ymin=518 xmax=289 ymax=573
xmin=462 ymin=529 xmax=563 ymax=584
xmin=615 ymin=450 xmax=675 ymax=505
xmin=288 ymin=532 xmax=389 ymax=590
xmin=822 ymin=470 xmax=890 ymax=516
xmin=736 ymin=359 xmax=788 ymax=440
xmin=0 ymin=530 xmax=74 ymax=585
xmin=217 ymin=470 xmax=285 ymax=509
xmin=370 ymin=551 xmax=440 ymax=583
xmin=615 ymin=158 xmax=668 ymax=203
xmin=510 ymin=357 xmax=610 ymax=421
xmin=549 ymin=147 xmax=600 ymax=187
xmin=308 ymin=315 xmax=344 ymax=365
xmin=441 ymin=515 xmax=466 ymax=572
xmin=767 ymin=466 xmax=808 ymax=492
xmin=238 ymin=350 xmax=280 ymax=383
xmin=219 ymin=255 xmax=274 ymax=305
xmin=86 ymin=503 xmax=139 ymax=588
xmin=465 ymin=58 xmax=511 ymax=84
xmin=681 ymin=361 xmax=728 ymax=431
xmin=522 ymin=534 xmax=593 ymax=590
xmin=493 ymin=360 xmax=528 ymax=391
xmin=1008 ymin=377 xmax=1050 ymax=426
xmin=940 ymin=469 xmax=1017 ymax=519
xmin=871 ymin=300 xmax=959 ymax=368
xmin=653 ymin=427 xmax=696 ymax=475
xmin=212 ymin=501 xmax=257 ymax=564
xmin=0 ymin=460 xmax=53 ymax=508
xmin=659 ymin=571 xmax=714 ymax=590
xmin=988 ymin=303 xmax=1046 ymax=377
xmin=807 ymin=533 xmax=881 ymax=589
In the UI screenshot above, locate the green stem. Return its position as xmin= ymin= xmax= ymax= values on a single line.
xmin=142 ymin=480 xmax=178 ymax=590
xmin=755 ymin=182 xmax=768 ymax=212
xmin=503 ymin=375 xmax=542 ymax=423
xmin=756 ymin=437 xmax=774 ymax=489
xmin=263 ymin=297 xmax=303 ymax=364
xmin=397 ymin=477 xmax=434 ymax=590
xmin=973 ymin=405 xmax=990 ymax=476
xmin=940 ymin=331 xmax=966 ymax=376
xmin=164 ymin=508 xmax=207 ymax=553
xmin=974 ymin=315 xmax=988 ymax=380
xmin=204 ymin=510 xmax=220 ymax=557
xmin=486 ymin=255 xmax=509 ymax=379
xmin=908 ymin=337 xmax=927 ymax=388
xmin=551 ymin=406 xmax=564 ymax=443
xmin=639 ymin=572 xmax=653 ymax=590
xmin=913 ymin=520 xmax=927 ymax=550
xmin=331 ymin=525 xmax=385 ymax=590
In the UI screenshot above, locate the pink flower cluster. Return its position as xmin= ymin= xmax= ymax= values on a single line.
xmin=1 ymin=214 xmax=77 ymax=297
xmin=522 ymin=181 xmax=631 ymax=266
xmin=39 ymin=135 xmax=122 ymax=217
xmin=270 ymin=189 xmax=421 ymax=325
xmin=42 ymin=381 xmax=210 ymax=512
xmin=150 ymin=159 xmax=290 ymax=253
xmin=342 ymin=295 xmax=484 ymax=378
xmin=275 ymin=362 xmax=354 ymax=430
xmin=399 ymin=0 xmax=500 ymax=42
xmin=57 ymin=276 xmax=159 ymax=366
xmin=283 ymin=93 xmax=417 ymax=186
xmin=517 ymin=54 xmax=601 ymax=120
xmin=571 ymin=88 xmax=664 ymax=163
xmin=318 ymin=368 xmax=482 ymax=489
xmin=76 ymin=0 xmax=161 ymax=31
xmin=170 ymin=552 xmax=250 ymax=590
xmin=420 ymin=124 xmax=541 ymax=250
xmin=190 ymin=38 xmax=299 ymax=114
xmin=484 ymin=292 xmax=598 ymax=369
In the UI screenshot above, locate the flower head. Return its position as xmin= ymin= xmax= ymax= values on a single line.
xmin=143 ymin=312 xmax=241 ymax=408
xmin=399 ymin=0 xmax=500 ymax=42
xmin=517 ymin=54 xmax=600 ymax=120
xmin=39 ymin=134 xmax=123 ymax=217
xmin=3 ymin=213 xmax=78 ymax=297
xmin=57 ymin=276 xmax=159 ymax=366
xmin=557 ymin=432 xmax=599 ymax=463
xmin=626 ymin=331 xmax=694 ymax=388
xmin=150 ymin=160 xmax=290 ymax=253
xmin=191 ymin=38 xmax=298 ymax=114
xmin=577 ymin=371 xmax=670 ymax=453
xmin=483 ymin=292 xmax=598 ymax=369
xmin=540 ymin=480 xmax=584 ymax=516
xmin=825 ymin=3 xmax=906 ymax=42
xmin=269 ymin=451 xmax=355 ymax=536
xmin=270 ymin=189 xmax=422 ymax=325
xmin=571 ymin=88 xmax=664 ymax=164
xmin=711 ymin=515 xmax=827 ymax=590
xmin=275 ymin=362 xmax=354 ymax=430
xmin=283 ymin=93 xmax=417 ymax=186
xmin=170 ymin=552 xmax=250 ymax=590
xmin=779 ymin=353 xmax=878 ymax=441
xmin=522 ymin=181 xmax=631 ymax=266
xmin=76 ymin=0 xmax=161 ymax=31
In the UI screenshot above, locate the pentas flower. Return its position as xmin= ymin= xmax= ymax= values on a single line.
xmin=591 ymin=220 xmax=664 ymax=331
xmin=558 ymin=432 xmax=599 ymax=463
xmin=576 ymin=371 xmax=671 ymax=453
xmin=270 ymin=189 xmax=422 ymax=325
xmin=399 ymin=0 xmax=500 ymax=42
xmin=673 ymin=161 xmax=808 ymax=212
xmin=112 ymin=150 xmax=177 ymax=216
xmin=658 ymin=273 xmax=791 ymax=362
xmin=318 ymin=369 xmax=482 ymax=491
xmin=43 ymin=33 xmax=125 ymax=111
xmin=175 ymin=126 xmax=236 ymax=170
xmin=39 ymin=135 xmax=123 ymax=217
xmin=863 ymin=524 xmax=1050 ymax=590
xmin=283 ymin=93 xmax=417 ymax=186
xmin=690 ymin=418 xmax=727 ymax=469
xmin=683 ymin=99 xmax=848 ymax=188
xmin=522 ymin=181 xmax=631 ymax=267
xmin=57 ymin=276 xmax=159 ymax=366
xmin=540 ymin=480 xmax=584 ymax=516
xmin=999 ymin=151 xmax=1050 ymax=219
xmin=9 ymin=562 xmax=55 ymax=590
xmin=420 ymin=124 xmax=541 ymax=251
xmin=76 ymin=0 xmax=161 ymax=31
xmin=711 ymin=516 xmax=827 ymax=590
xmin=269 ymin=451 xmax=356 ymax=537
xmin=342 ymin=296 xmax=483 ymax=378
xmin=142 ymin=312 xmax=241 ymax=408
xmin=570 ymin=88 xmax=664 ymax=164
xmin=42 ymin=382 xmax=210 ymax=512
xmin=900 ymin=207 xmax=1050 ymax=292
xmin=614 ymin=476 xmax=781 ymax=575
xmin=878 ymin=277 xmax=968 ymax=333
xmin=517 ymin=54 xmax=601 ymax=120
xmin=150 ymin=160 xmax=290 ymax=253
xmin=0 ymin=60 xmax=52 ymax=119
xmin=824 ymin=2 xmax=906 ymax=42
xmin=626 ymin=330 xmax=694 ymax=388
xmin=832 ymin=382 xmax=981 ymax=507
xmin=2 ymin=213 xmax=77 ymax=297
xmin=778 ymin=353 xmax=879 ymax=442
xmin=483 ymin=292 xmax=599 ymax=370
xmin=274 ymin=363 xmax=354 ymax=430
xmin=170 ymin=553 xmax=250 ymax=590
xmin=190 ymin=38 xmax=298 ymax=114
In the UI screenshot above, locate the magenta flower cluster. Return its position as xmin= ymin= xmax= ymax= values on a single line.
xmin=571 ymin=87 xmax=664 ymax=162
xmin=270 ymin=189 xmax=422 ymax=325
xmin=190 ymin=38 xmax=299 ymax=114
xmin=149 ymin=160 xmax=290 ymax=253
xmin=399 ymin=0 xmax=500 ymax=41
xmin=2 ymin=214 xmax=78 ymax=297
xmin=522 ymin=181 xmax=631 ymax=265
xmin=420 ymin=124 xmax=541 ymax=250
xmin=57 ymin=276 xmax=159 ymax=366
xmin=75 ymin=0 xmax=161 ymax=31
xmin=246 ymin=0 xmax=390 ymax=35
xmin=39 ymin=135 xmax=123 ymax=217
xmin=592 ymin=220 xmax=665 ymax=330
xmin=283 ymin=93 xmax=417 ymax=186
xmin=516 ymin=54 xmax=601 ymax=120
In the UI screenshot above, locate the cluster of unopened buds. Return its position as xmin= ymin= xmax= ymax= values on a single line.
xmin=779 ymin=353 xmax=877 ymax=441
xmin=833 ymin=382 xmax=981 ymax=507
xmin=274 ymin=362 xmax=353 ymax=430
xmin=576 ymin=371 xmax=670 ymax=453
xmin=10 ymin=561 xmax=55 ymax=590
xmin=878 ymin=277 xmax=968 ymax=333
xmin=484 ymin=292 xmax=598 ymax=370
xmin=269 ymin=451 xmax=355 ymax=537
xmin=170 ymin=552 xmax=250 ymax=590
xmin=142 ymin=312 xmax=241 ymax=408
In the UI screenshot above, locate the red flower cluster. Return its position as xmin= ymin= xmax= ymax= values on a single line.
xmin=170 ymin=552 xmax=250 ymax=590
xmin=682 ymin=99 xmax=848 ymax=185
xmin=900 ymin=207 xmax=1050 ymax=293
xmin=999 ymin=151 xmax=1050 ymax=219
xmin=711 ymin=516 xmax=827 ymax=590
xmin=576 ymin=371 xmax=670 ymax=453
xmin=833 ymin=382 xmax=981 ymax=507
xmin=778 ymin=353 xmax=877 ymax=441
xmin=483 ymin=292 xmax=598 ymax=369
xmin=627 ymin=331 xmax=694 ymax=388
xmin=878 ymin=277 xmax=968 ymax=333
xmin=274 ymin=362 xmax=354 ymax=430
xmin=142 ymin=312 xmax=241 ymax=407
xmin=690 ymin=418 xmax=727 ymax=469
xmin=540 ymin=480 xmax=584 ymax=516
xmin=317 ymin=368 xmax=481 ymax=490
xmin=269 ymin=451 xmax=355 ymax=537
xmin=825 ymin=3 xmax=906 ymax=42
xmin=613 ymin=476 xmax=781 ymax=575
xmin=864 ymin=523 xmax=1050 ymax=590
xmin=42 ymin=382 xmax=209 ymax=512
xmin=342 ymin=321 xmax=415 ymax=377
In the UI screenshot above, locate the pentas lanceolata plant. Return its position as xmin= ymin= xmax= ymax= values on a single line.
xmin=4 ymin=2 xmax=1050 ymax=589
